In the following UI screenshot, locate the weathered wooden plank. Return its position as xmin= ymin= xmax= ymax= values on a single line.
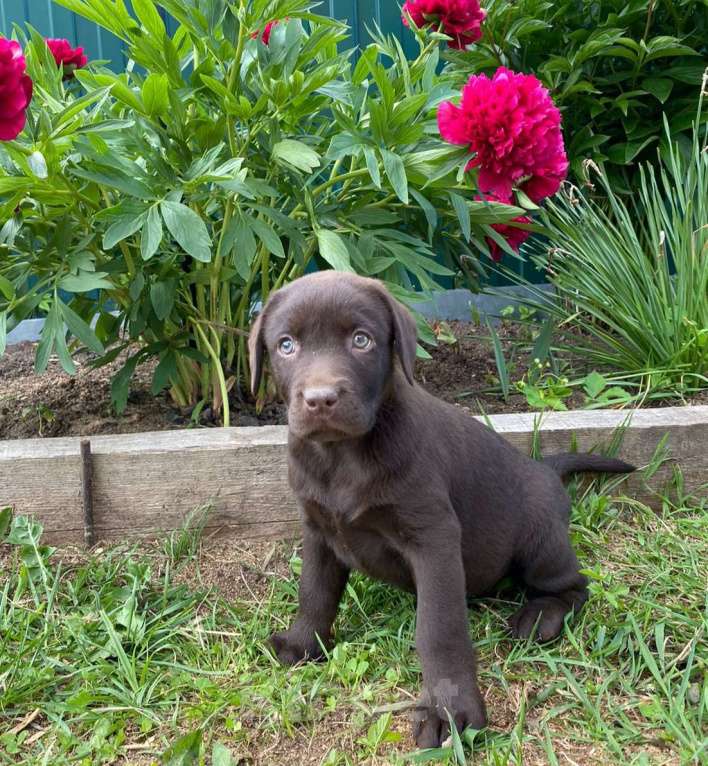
xmin=489 ymin=407 xmax=707 ymax=508
xmin=90 ymin=441 xmax=296 ymax=540
xmin=0 ymin=427 xmax=296 ymax=545
xmin=0 ymin=454 xmax=84 ymax=544
xmin=0 ymin=424 xmax=288 ymax=459
xmin=1 ymin=407 xmax=705 ymax=545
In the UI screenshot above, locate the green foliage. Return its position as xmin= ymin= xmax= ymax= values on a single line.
xmin=445 ymin=0 xmax=708 ymax=189
xmin=515 ymin=367 xmax=574 ymax=411
xmin=580 ymin=371 xmax=636 ymax=409
xmin=356 ymin=712 xmax=402 ymax=759
xmin=162 ymin=504 xmax=212 ymax=567
xmin=514 ymin=368 xmax=636 ymax=412
xmin=0 ymin=1 xmax=522 ymax=422
xmin=508 ymin=103 xmax=708 ymax=398
xmin=0 ymin=506 xmax=11 ymax=538
xmin=485 ymin=316 xmax=511 ymax=400
xmin=160 ymin=729 xmax=202 ymax=765
xmin=480 ymin=318 xmax=641 ymax=411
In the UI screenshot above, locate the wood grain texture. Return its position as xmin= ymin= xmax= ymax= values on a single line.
xmin=487 ymin=407 xmax=707 ymax=509
xmin=1 ymin=407 xmax=706 ymax=545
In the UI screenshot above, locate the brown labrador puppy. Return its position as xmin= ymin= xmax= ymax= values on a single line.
xmin=249 ymin=271 xmax=633 ymax=747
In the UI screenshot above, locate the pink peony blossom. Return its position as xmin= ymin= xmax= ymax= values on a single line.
xmin=402 ymin=0 xmax=486 ymax=49
xmin=0 ymin=38 xmax=33 ymax=141
xmin=46 ymin=38 xmax=88 ymax=78
xmin=252 ymin=20 xmax=279 ymax=45
xmin=476 ymin=193 xmax=531 ymax=261
xmin=438 ymin=67 xmax=568 ymax=202
xmin=488 ymin=214 xmax=531 ymax=261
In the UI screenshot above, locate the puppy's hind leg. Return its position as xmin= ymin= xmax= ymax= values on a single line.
xmin=509 ymin=514 xmax=588 ymax=642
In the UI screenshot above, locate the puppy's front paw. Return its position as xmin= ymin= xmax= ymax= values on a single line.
xmin=269 ymin=628 xmax=326 ymax=666
xmin=413 ymin=684 xmax=487 ymax=748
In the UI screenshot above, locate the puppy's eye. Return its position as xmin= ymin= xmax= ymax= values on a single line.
xmin=278 ymin=337 xmax=296 ymax=356
xmin=352 ymin=331 xmax=372 ymax=350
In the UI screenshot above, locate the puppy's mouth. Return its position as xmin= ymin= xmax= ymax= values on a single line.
xmin=287 ymin=409 xmax=373 ymax=442
xmin=302 ymin=427 xmax=351 ymax=443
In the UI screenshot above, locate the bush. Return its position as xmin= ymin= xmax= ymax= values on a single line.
xmin=444 ymin=0 xmax=708 ymax=191
xmin=506 ymin=85 xmax=708 ymax=398
xmin=0 ymin=0 xmax=528 ymax=422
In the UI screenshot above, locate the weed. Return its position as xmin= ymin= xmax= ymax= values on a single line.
xmin=19 ymin=404 xmax=55 ymax=437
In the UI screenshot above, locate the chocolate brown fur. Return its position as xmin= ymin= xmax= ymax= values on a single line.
xmin=249 ymin=272 xmax=634 ymax=747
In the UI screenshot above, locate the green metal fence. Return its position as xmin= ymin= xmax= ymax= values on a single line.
xmin=0 ymin=1 xmax=417 ymax=63
xmin=1 ymin=1 xmax=126 ymax=65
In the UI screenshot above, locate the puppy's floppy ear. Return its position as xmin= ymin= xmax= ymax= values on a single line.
xmin=377 ymin=284 xmax=418 ymax=385
xmin=248 ymin=290 xmax=285 ymax=395
xmin=248 ymin=310 xmax=266 ymax=395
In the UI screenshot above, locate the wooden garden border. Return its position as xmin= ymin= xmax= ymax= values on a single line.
xmin=1 ymin=406 xmax=706 ymax=546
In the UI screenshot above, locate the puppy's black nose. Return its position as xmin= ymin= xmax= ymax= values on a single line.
xmin=303 ymin=386 xmax=339 ymax=412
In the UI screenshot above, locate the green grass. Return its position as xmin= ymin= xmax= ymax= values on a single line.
xmin=0 ymin=478 xmax=706 ymax=765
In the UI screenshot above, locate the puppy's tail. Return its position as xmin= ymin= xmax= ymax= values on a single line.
xmin=543 ymin=452 xmax=636 ymax=479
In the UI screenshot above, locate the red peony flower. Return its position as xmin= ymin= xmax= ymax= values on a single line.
xmin=0 ymin=38 xmax=33 ymax=141
xmin=476 ymin=193 xmax=531 ymax=261
xmin=46 ymin=38 xmax=87 ymax=78
xmin=438 ymin=67 xmax=568 ymax=202
xmin=402 ymin=0 xmax=486 ymax=49
xmin=252 ymin=20 xmax=279 ymax=45
xmin=488 ymin=214 xmax=531 ymax=261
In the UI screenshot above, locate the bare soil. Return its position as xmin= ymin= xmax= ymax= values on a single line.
xmin=1 ymin=321 xmax=704 ymax=441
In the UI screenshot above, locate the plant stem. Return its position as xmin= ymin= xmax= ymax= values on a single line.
xmin=225 ymin=12 xmax=247 ymax=157
xmin=312 ymin=168 xmax=370 ymax=196
xmin=211 ymin=201 xmax=234 ymax=315
xmin=642 ymin=0 xmax=656 ymax=41
xmin=199 ymin=8 xmax=248 ymax=409
xmin=272 ymin=253 xmax=295 ymax=291
xmin=194 ymin=321 xmax=230 ymax=426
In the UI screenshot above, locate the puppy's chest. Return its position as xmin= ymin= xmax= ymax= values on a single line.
xmin=290 ymin=454 xmax=387 ymax=519
xmin=299 ymin=491 xmax=411 ymax=589
xmin=289 ymin=452 xmax=413 ymax=586
xmin=300 ymin=487 xmax=382 ymax=549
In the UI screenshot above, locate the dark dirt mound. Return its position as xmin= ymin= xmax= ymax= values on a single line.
xmin=1 ymin=321 xmax=704 ymax=440
xmin=0 ymin=340 xmax=288 ymax=440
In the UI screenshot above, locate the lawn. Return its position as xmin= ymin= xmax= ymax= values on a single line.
xmin=0 ymin=475 xmax=706 ymax=766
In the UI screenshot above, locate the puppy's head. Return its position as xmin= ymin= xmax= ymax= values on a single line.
xmin=249 ymin=272 xmax=417 ymax=442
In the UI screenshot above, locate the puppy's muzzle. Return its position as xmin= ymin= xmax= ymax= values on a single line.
xmin=292 ymin=377 xmax=355 ymax=436
xmin=303 ymin=386 xmax=340 ymax=414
